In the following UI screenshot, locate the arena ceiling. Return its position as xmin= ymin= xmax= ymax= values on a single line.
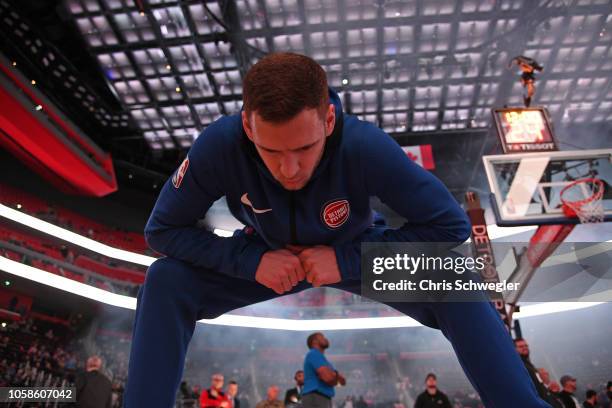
xmin=1 ymin=0 xmax=611 ymax=196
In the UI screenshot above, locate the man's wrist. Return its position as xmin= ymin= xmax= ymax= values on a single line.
xmin=240 ymin=240 xmax=269 ymax=281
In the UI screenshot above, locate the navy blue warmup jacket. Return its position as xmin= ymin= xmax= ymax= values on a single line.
xmin=144 ymin=89 xmax=471 ymax=281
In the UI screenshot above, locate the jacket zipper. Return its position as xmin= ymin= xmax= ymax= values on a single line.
xmin=289 ymin=192 xmax=297 ymax=244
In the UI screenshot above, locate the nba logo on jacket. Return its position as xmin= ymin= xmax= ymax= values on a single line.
xmin=321 ymin=199 xmax=350 ymax=228
xmin=172 ymin=157 xmax=189 ymax=188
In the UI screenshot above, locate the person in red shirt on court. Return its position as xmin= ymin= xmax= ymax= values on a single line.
xmin=200 ymin=374 xmax=231 ymax=408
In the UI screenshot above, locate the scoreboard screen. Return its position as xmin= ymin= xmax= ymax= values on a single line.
xmin=492 ymin=107 xmax=557 ymax=153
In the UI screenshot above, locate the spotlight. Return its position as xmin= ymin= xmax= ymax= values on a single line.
xmin=128 ymin=174 xmax=133 ymax=179
xmin=166 ymin=64 xmax=171 ymax=70
xmin=16 ymin=204 xmax=22 ymax=209
xmin=1 ymin=323 xmax=6 ymax=328
xmin=175 ymin=87 xmax=181 ymax=93
xmin=31 ymin=80 xmax=36 ymax=85
xmin=4 ymin=280 xmax=9 ymax=286
xmin=35 ymin=105 xmax=42 ymax=111
xmin=342 ymin=78 xmax=349 ymax=85
xmin=12 ymin=61 xmax=16 ymax=66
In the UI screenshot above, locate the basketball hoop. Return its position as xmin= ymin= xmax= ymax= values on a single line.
xmin=560 ymin=178 xmax=605 ymax=224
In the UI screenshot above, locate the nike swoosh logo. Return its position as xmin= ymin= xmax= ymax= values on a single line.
xmin=241 ymin=193 xmax=272 ymax=214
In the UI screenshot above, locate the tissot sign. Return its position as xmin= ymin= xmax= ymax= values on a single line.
xmin=492 ymin=107 xmax=557 ymax=153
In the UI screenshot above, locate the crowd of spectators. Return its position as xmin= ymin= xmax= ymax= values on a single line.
xmin=515 ymin=338 xmax=612 ymax=408
xmin=1 ymin=306 xmax=612 ymax=408
xmin=0 ymin=312 xmax=126 ymax=407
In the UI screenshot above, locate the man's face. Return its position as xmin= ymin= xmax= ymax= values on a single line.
xmin=426 ymin=377 xmax=437 ymax=389
xmin=228 ymin=383 xmax=238 ymax=397
xmin=538 ymin=368 xmax=550 ymax=384
xmin=296 ymin=371 xmax=304 ymax=386
xmin=317 ymin=333 xmax=330 ymax=350
xmin=564 ymin=379 xmax=577 ymax=393
xmin=242 ymin=105 xmax=335 ymax=191
xmin=515 ymin=340 xmax=529 ymax=357
xmin=212 ymin=375 xmax=224 ymax=389
xmin=549 ymin=382 xmax=561 ymax=393
xmin=267 ymin=386 xmax=279 ymax=400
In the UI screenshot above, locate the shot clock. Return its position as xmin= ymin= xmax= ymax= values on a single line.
xmin=492 ymin=107 xmax=557 ymax=153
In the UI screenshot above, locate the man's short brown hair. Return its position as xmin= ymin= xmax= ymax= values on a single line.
xmin=242 ymin=53 xmax=329 ymax=123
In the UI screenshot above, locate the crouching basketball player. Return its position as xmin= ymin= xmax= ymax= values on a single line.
xmin=124 ymin=52 xmax=551 ymax=408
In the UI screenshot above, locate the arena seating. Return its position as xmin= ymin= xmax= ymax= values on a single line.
xmin=0 ymin=224 xmax=144 ymax=289
xmin=0 ymin=184 xmax=148 ymax=254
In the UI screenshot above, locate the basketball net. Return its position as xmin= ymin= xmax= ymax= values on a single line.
xmin=560 ymin=178 xmax=605 ymax=224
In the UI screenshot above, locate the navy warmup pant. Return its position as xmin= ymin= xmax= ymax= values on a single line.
xmin=123 ymin=257 xmax=551 ymax=408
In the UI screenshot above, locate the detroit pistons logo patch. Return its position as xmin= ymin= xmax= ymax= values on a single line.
xmin=321 ymin=199 xmax=350 ymax=229
xmin=172 ymin=157 xmax=189 ymax=188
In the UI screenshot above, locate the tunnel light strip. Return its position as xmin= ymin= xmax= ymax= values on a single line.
xmin=511 ymin=301 xmax=605 ymax=319
xmin=201 ymin=314 xmax=423 ymax=330
xmin=0 ymin=255 xmax=136 ymax=309
xmin=0 ymin=204 xmax=236 ymax=265
xmin=1 ymin=255 xmax=606 ymax=331
xmin=213 ymin=228 xmax=234 ymax=237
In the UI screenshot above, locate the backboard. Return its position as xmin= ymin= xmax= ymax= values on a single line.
xmin=483 ymin=149 xmax=612 ymax=226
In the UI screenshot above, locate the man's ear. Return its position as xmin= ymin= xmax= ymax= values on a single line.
xmin=325 ymin=104 xmax=335 ymax=137
xmin=242 ymin=111 xmax=254 ymax=142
